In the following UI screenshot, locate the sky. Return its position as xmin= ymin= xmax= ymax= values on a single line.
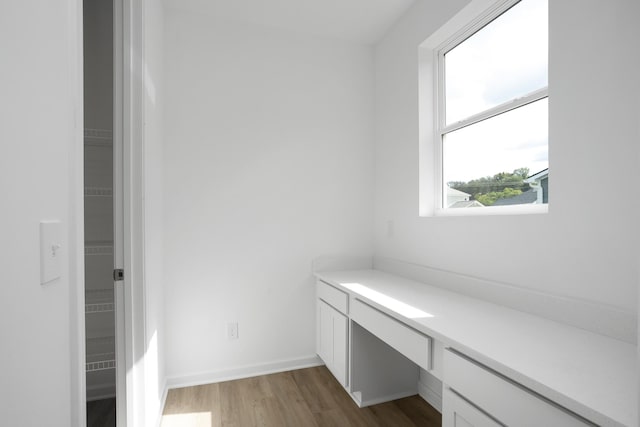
xmin=443 ymin=0 xmax=548 ymax=184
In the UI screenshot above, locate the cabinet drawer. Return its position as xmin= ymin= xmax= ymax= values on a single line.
xmin=351 ymin=299 xmax=431 ymax=370
xmin=442 ymin=387 xmax=501 ymax=427
xmin=317 ymin=280 xmax=348 ymax=314
xmin=443 ymin=350 xmax=591 ymax=427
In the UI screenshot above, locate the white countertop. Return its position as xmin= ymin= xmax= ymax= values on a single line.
xmin=315 ymin=269 xmax=637 ymax=427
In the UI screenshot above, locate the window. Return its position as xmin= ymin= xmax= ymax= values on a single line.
xmin=435 ymin=0 xmax=548 ymax=213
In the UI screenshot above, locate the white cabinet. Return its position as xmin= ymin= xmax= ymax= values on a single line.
xmin=316 ymin=280 xmax=421 ymax=406
xmin=351 ymin=299 xmax=431 ymax=371
xmin=442 ymin=388 xmax=501 ymax=427
xmin=317 ymin=300 xmax=348 ymax=386
xmin=442 ymin=349 xmax=590 ymax=427
xmin=314 ymin=271 xmax=627 ymax=426
xmin=317 ymin=281 xmax=349 ymax=387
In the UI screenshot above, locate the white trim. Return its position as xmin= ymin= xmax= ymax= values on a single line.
xmin=418 ymin=378 xmax=442 ymax=413
xmin=441 ymin=88 xmax=548 ymax=135
xmin=418 ymin=367 xmax=443 ymax=412
xmin=68 ymin=0 xmax=86 ymax=424
xmin=119 ymin=0 xmax=147 ymax=425
xmin=420 ymin=2 xmax=507 ymax=216
xmin=352 ymin=390 xmax=418 ymax=408
xmin=420 ymin=0 xmax=508 ymax=51
xmin=420 ymin=0 xmax=549 ymax=215
xmin=164 ymin=356 xmax=323 ymax=390
xmin=418 ymin=42 xmax=438 ymax=217
xmin=113 ymin=0 xmax=128 ymax=425
xmin=526 ymin=168 xmax=549 ymax=182
xmin=155 ymin=378 xmax=169 ymax=427
xmin=434 ymin=203 xmax=548 ymax=217
xmin=436 ymin=0 xmax=520 ymax=57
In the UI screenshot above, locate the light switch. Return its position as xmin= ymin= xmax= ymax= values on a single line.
xmin=40 ymin=221 xmax=61 ymax=285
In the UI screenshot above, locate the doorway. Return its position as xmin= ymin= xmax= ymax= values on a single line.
xmin=83 ymin=0 xmax=125 ymax=425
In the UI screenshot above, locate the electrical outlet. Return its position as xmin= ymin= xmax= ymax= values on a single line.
xmin=226 ymin=322 xmax=239 ymax=340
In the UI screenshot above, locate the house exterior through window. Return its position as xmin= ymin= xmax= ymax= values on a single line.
xmin=436 ymin=0 xmax=549 ymax=212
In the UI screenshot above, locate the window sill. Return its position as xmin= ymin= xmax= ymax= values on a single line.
xmin=431 ymin=203 xmax=548 ymax=217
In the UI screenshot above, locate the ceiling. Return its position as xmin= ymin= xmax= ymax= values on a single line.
xmin=163 ymin=0 xmax=417 ymax=44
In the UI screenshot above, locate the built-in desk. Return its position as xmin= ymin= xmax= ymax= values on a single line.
xmin=315 ymin=269 xmax=636 ymax=427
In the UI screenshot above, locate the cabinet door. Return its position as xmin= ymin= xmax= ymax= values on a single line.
xmin=317 ymin=300 xmax=348 ymax=387
xmin=331 ymin=308 xmax=348 ymax=386
xmin=442 ymin=388 xmax=502 ymax=427
xmin=318 ymin=300 xmax=333 ymax=366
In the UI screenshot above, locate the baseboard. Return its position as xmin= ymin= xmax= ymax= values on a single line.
xmin=374 ymin=256 xmax=636 ymax=343
xmin=352 ymin=389 xmax=418 ymax=408
xmin=165 ymin=355 xmax=324 ymax=390
xmin=156 ymin=377 xmax=168 ymax=427
xmin=418 ymin=378 xmax=442 ymax=413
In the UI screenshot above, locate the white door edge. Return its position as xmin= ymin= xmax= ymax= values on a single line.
xmin=113 ymin=0 xmax=127 ymax=425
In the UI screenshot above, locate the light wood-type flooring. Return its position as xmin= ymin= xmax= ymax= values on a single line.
xmin=161 ymin=366 xmax=440 ymax=427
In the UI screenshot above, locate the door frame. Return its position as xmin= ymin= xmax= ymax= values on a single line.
xmin=70 ymin=0 xmax=146 ymax=425
xmin=118 ymin=0 xmax=147 ymax=425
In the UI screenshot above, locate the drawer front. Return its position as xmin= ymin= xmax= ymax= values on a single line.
xmin=317 ymin=280 xmax=348 ymax=314
xmin=443 ymin=350 xmax=592 ymax=427
xmin=351 ymin=299 xmax=431 ymax=370
xmin=442 ymin=387 xmax=502 ymax=427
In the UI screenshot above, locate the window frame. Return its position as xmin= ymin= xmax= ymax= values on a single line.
xmin=430 ymin=0 xmax=549 ymax=217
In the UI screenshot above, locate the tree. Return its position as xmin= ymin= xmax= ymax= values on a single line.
xmin=475 ymin=187 xmax=522 ymax=206
xmin=513 ymin=167 xmax=530 ymax=179
xmin=449 ymin=168 xmax=531 ymax=205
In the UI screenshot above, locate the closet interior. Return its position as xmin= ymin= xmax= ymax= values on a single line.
xmin=84 ymin=0 xmax=116 ymax=419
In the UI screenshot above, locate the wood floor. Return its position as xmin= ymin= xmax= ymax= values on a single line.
xmin=161 ymin=366 xmax=441 ymax=427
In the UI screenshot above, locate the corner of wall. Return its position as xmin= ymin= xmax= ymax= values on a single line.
xmin=312 ymin=255 xmax=374 ymax=273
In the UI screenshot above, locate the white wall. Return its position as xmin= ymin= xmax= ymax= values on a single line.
xmin=143 ymin=0 xmax=166 ymax=423
xmin=374 ymin=0 xmax=640 ymax=341
xmin=163 ymin=11 xmax=374 ymax=381
xmin=0 ymin=1 xmax=82 ymax=426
